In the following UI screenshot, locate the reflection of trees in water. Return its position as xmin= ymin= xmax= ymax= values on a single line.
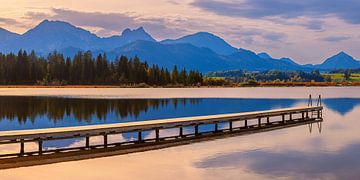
xmin=0 ymin=97 xmax=201 ymax=124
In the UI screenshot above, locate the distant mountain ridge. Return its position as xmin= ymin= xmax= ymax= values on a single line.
xmin=0 ymin=28 xmax=20 ymax=51
xmin=1 ymin=20 xmax=157 ymax=53
xmin=313 ymin=52 xmax=360 ymax=69
xmin=0 ymin=20 xmax=359 ymax=72
xmin=161 ymin=32 xmax=237 ymax=55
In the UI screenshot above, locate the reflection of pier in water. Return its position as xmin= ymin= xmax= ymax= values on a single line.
xmin=0 ymin=106 xmax=323 ymax=169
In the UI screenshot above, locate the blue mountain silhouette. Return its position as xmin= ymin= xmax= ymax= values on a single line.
xmin=0 ymin=20 xmax=359 ymax=72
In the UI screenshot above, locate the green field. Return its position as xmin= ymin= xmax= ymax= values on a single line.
xmin=322 ymin=73 xmax=360 ymax=82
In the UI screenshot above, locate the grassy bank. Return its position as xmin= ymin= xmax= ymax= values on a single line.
xmin=322 ymin=73 xmax=360 ymax=82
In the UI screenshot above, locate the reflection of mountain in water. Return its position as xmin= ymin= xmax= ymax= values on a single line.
xmin=43 ymin=138 xmax=83 ymax=149
xmin=323 ymin=98 xmax=360 ymax=116
xmin=122 ymin=131 xmax=152 ymax=141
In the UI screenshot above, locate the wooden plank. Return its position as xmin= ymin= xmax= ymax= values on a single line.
xmin=0 ymin=106 xmax=322 ymax=140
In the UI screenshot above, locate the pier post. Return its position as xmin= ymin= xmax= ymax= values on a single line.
xmin=20 ymin=139 xmax=24 ymax=156
xmin=306 ymin=111 xmax=309 ymax=119
xmin=229 ymin=121 xmax=233 ymax=131
xmin=38 ymin=139 xmax=43 ymax=155
xmin=179 ymin=127 xmax=183 ymax=137
xmin=103 ymin=133 xmax=108 ymax=148
xmin=267 ymin=117 xmax=270 ymax=124
xmin=85 ymin=136 xmax=90 ymax=149
xmin=155 ymin=129 xmax=160 ymax=142
xmin=195 ymin=124 xmax=199 ymax=136
xmin=302 ymin=112 xmax=305 ymax=120
xmin=258 ymin=117 xmax=261 ymax=127
xmin=215 ymin=122 xmax=218 ymax=132
xmin=317 ymin=110 xmax=321 ymax=118
xmin=138 ymin=131 xmax=142 ymax=142
xmin=289 ymin=113 xmax=292 ymax=121
xmin=282 ymin=114 xmax=285 ymax=123
xmin=245 ymin=120 xmax=248 ymax=128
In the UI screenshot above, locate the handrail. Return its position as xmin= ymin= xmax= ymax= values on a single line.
xmin=308 ymin=94 xmax=322 ymax=107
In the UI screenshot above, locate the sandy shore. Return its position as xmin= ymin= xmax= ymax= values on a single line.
xmin=0 ymin=87 xmax=360 ymax=99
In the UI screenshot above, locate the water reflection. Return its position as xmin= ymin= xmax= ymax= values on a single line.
xmin=0 ymin=97 xmax=303 ymax=131
xmin=1 ymin=95 xmax=360 ymax=179
xmin=323 ymin=98 xmax=360 ymax=115
xmin=0 ymin=97 xmax=202 ymax=130
xmin=195 ymin=143 xmax=360 ymax=179
xmin=0 ymin=97 xmax=359 ymax=131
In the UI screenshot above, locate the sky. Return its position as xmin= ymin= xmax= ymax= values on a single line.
xmin=0 ymin=0 xmax=359 ymax=64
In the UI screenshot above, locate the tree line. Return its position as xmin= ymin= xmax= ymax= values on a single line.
xmin=207 ymin=70 xmax=326 ymax=82
xmin=330 ymin=68 xmax=360 ymax=74
xmin=0 ymin=50 xmax=203 ymax=86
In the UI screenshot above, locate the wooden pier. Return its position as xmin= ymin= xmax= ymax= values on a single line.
xmin=0 ymin=105 xmax=323 ymax=169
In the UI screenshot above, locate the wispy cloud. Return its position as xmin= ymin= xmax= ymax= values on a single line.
xmin=320 ymin=36 xmax=350 ymax=42
xmin=0 ymin=17 xmax=18 ymax=24
xmin=0 ymin=17 xmax=29 ymax=29
xmin=24 ymin=8 xmax=184 ymax=38
xmin=192 ymin=0 xmax=360 ymax=23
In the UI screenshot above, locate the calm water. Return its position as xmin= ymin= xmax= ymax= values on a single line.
xmin=1 ymin=92 xmax=360 ymax=179
xmin=0 ymin=96 xmax=313 ymax=130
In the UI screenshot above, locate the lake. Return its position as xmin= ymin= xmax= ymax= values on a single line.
xmin=0 ymin=87 xmax=359 ymax=179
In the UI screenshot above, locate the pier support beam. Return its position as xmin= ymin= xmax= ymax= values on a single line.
xmin=85 ymin=136 xmax=90 ymax=149
xmin=103 ymin=134 xmax=108 ymax=148
xmin=38 ymin=140 xmax=43 ymax=155
xmin=267 ymin=117 xmax=270 ymax=124
xmin=19 ymin=139 xmax=24 ymax=157
xmin=138 ymin=131 xmax=142 ymax=142
xmin=229 ymin=121 xmax=233 ymax=131
xmin=282 ymin=114 xmax=285 ymax=123
xmin=155 ymin=129 xmax=160 ymax=142
xmin=214 ymin=122 xmax=218 ymax=132
xmin=245 ymin=120 xmax=248 ymax=128
xmin=195 ymin=125 xmax=199 ymax=136
xmin=258 ymin=118 xmax=261 ymax=127
xmin=179 ymin=127 xmax=183 ymax=137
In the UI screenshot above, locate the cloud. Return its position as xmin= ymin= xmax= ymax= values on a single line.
xmin=263 ymin=32 xmax=286 ymax=42
xmin=320 ymin=36 xmax=351 ymax=42
xmin=264 ymin=17 xmax=325 ymax=31
xmin=191 ymin=0 xmax=360 ymax=25
xmin=195 ymin=143 xmax=360 ymax=179
xmin=23 ymin=11 xmax=50 ymax=21
xmin=0 ymin=17 xmax=30 ymax=29
xmin=0 ymin=17 xmax=18 ymax=24
xmin=302 ymin=20 xmax=324 ymax=31
xmin=0 ymin=17 xmax=23 ymax=28
xmin=50 ymin=8 xmax=140 ymax=34
xmin=23 ymin=8 xmax=187 ymax=39
xmin=223 ymin=27 xmax=287 ymax=46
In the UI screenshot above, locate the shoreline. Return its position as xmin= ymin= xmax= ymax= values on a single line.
xmin=0 ymin=82 xmax=359 ymax=88
xmin=0 ymin=87 xmax=359 ymax=99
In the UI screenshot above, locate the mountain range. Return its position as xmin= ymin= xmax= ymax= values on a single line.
xmin=0 ymin=20 xmax=359 ymax=72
